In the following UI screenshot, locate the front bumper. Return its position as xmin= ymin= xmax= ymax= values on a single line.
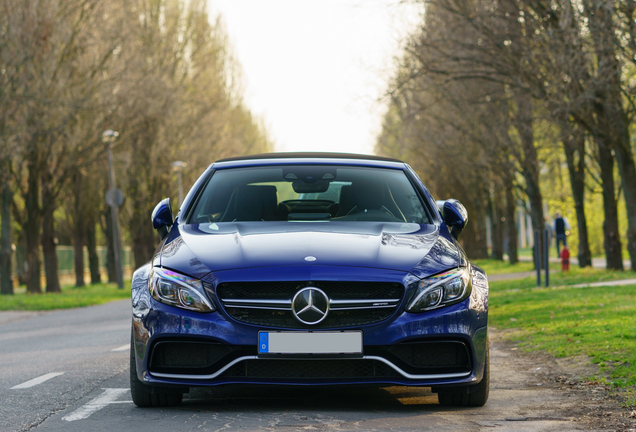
xmin=131 ymin=264 xmax=488 ymax=389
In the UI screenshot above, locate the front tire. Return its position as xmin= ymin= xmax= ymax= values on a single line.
xmin=130 ymin=333 xmax=184 ymax=407
xmin=437 ymin=343 xmax=489 ymax=407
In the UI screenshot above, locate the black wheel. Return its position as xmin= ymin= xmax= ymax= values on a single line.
xmin=130 ymin=332 xmax=184 ymax=407
xmin=437 ymin=343 xmax=489 ymax=407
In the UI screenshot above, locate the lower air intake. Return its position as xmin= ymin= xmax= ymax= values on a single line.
xmin=149 ymin=341 xmax=232 ymax=374
xmin=221 ymin=359 xmax=401 ymax=379
xmin=388 ymin=341 xmax=471 ymax=371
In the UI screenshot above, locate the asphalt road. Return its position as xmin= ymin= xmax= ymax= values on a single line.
xmin=1 ymin=299 xmax=630 ymax=431
xmin=0 ymin=300 xmax=131 ymax=431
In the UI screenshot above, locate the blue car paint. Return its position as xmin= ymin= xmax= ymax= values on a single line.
xmin=132 ymin=157 xmax=488 ymax=389
xmin=151 ymin=198 xmax=174 ymax=230
xmin=160 ymin=222 xmax=458 ymax=279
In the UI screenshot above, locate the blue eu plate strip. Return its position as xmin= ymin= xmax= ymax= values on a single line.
xmin=259 ymin=332 xmax=269 ymax=353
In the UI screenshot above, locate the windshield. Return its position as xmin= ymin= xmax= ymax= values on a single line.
xmin=188 ymin=165 xmax=431 ymax=224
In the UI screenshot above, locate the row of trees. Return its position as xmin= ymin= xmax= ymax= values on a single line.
xmin=0 ymin=0 xmax=270 ymax=295
xmin=377 ymin=0 xmax=636 ymax=270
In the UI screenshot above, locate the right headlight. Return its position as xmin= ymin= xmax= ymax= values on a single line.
xmin=406 ymin=267 xmax=471 ymax=312
xmin=148 ymin=268 xmax=215 ymax=313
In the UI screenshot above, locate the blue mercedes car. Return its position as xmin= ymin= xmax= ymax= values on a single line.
xmin=130 ymin=153 xmax=489 ymax=407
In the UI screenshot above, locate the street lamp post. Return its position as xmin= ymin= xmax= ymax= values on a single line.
xmin=103 ymin=129 xmax=123 ymax=289
xmin=171 ymin=161 xmax=187 ymax=207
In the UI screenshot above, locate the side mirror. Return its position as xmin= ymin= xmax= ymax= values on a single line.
xmin=435 ymin=200 xmax=445 ymax=214
xmin=152 ymin=198 xmax=174 ymax=240
xmin=441 ymin=199 xmax=468 ymax=239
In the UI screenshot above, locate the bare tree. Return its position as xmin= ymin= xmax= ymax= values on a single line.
xmin=0 ymin=0 xmax=271 ymax=294
xmin=379 ymin=0 xmax=635 ymax=269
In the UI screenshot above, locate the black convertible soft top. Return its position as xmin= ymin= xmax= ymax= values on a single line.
xmin=215 ymin=152 xmax=404 ymax=163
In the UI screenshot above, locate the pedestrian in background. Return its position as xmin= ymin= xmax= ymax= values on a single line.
xmin=553 ymin=212 xmax=571 ymax=258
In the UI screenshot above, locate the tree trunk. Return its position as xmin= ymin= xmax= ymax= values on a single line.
xmin=41 ymin=166 xmax=61 ymax=293
xmin=24 ymin=155 xmax=42 ymax=294
xmin=584 ymin=0 xmax=635 ymax=270
xmin=41 ymin=204 xmax=61 ymax=293
xmin=461 ymin=199 xmax=489 ymax=259
xmin=514 ymin=93 xmax=545 ymax=269
xmin=504 ymin=181 xmax=518 ymax=265
xmin=131 ymin=214 xmax=155 ymax=269
xmin=15 ymin=233 xmax=27 ymax=286
xmin=597 ymin=140 xmax=623 ymax=270
xmin=129 ymin=130 xmax=160 ymax=269
xmin=104 ymin=206 xmax=117 ymax=283
xmin=474 ymin=201 xmax=489 ymax=259
xmin=42 ymin=214 xmax=60 ymax=292
xmin=489 ymin=190 xmax=504 ymax=260
xmin=72 ymin=171 xmax=85 ymax=287
xmin=613 ymin=133 xmax=636 ymax=271
xmin=73 ymin=230 xmax=85 ymax=287
xmin=561 ymin=126 xmax=592 ymax=267
xmin=0 ymin=170 xmax=13 ymax=295
xmin=86 ymin=218 xmax=101 ymax=284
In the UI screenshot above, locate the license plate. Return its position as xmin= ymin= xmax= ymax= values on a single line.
xmin=258 ymin=331 xmax=362 ymax=355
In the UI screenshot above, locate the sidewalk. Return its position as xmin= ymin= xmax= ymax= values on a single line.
xmin=567 ymin=278 xmax=636 ymax=288
xmin=0 ymin=310 xmax=48 ymax=326
xmin=488 ymin=271 xmax=547 ymax=281
xmin=489 ymin=270 xmax=636 ymax=286
xmin=518 ymin=254 xmax=631 ymax=269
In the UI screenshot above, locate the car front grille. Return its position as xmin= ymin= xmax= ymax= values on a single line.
xmin=217 ymin=281 xmax=404 ymax=329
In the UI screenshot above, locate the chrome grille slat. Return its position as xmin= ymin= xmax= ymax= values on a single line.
xmin=221 ymin=305 xmax=291 ymax=311
xmin=221 ymin=299 xmax=293 ymax=305
xmin=221 ymin=298 xmax=401 ymax=311
xmin=330 ymin=298 xmax=400 ymax=305
xmin=218 ymin=281 xmax=405 ymax=329
xmin=328 ymin=305 xmax=397 ymax=311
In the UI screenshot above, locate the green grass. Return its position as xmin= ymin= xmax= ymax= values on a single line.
xmin=518 ymin=247 xmax=533 ymax=257
xmin=473 ymin=259 xmax=534 ymax=275
xmin=0 ymin=282 xmax=131 ymax=311
xmin=489 ymin=268 xmax=636 ymax=406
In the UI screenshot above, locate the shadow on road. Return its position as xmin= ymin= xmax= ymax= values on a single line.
xmin=179 ymin=385 xmax=452 ymax=413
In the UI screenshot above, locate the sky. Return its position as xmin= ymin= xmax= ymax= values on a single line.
xmin=208 ymin=0 xmax=423 ymax=155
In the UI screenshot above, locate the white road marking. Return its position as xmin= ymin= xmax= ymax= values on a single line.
xmin=11 ymin=372 xmax=65 ymax=389
xmin=62 ymin=388 xmax=130 ymax=422
xmin=111 ymin=344 xmax=130 ymax=352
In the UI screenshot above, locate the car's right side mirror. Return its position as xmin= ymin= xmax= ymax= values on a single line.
xmin=152 ymin=198 xmax=174 ymax=241
xmin=438 ymin=199 xmax=468 ymax=239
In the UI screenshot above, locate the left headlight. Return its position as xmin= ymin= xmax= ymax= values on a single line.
xmin=149 ymin=268 xmax=215 ymax=313
xmin=406 ymin=267 xmax=471 ymax=313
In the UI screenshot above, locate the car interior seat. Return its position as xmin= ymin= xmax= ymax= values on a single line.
xmin=335 ymin=185 xmax=355 ymax=217
xmin=221 ymin=185 xmax=278 ymax=221
xmin=351 ymin=183 xmax=385 ymax=213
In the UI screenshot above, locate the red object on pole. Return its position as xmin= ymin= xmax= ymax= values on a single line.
xmin=561 ymin=246 xmax=570 ymax=271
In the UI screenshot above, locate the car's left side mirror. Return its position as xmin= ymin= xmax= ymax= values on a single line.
xmin=152 ymin=198 xmax=174 ymax=241
xmin=440 ymin=199 xmax=468 ymax=239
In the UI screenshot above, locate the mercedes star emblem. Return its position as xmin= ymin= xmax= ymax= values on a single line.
xmin=291 ymin=287 xmax=330 ymax=325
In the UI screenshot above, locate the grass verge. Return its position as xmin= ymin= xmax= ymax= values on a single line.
xmin=473 ymin=259 xmax=534 ymax=275
xmin=489 ymin=267 xmax=636 ymax=406
xmin=0 ymin=282 xmax=131 ymax=311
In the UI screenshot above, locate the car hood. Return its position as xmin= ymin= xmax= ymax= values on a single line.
xmin=159 ymin=221 xmax=461 ymax=280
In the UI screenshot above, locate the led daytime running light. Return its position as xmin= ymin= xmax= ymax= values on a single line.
xmin=149 ymin=268 xmax=214 ymax=312
xmin=407 ymin=267 xmax=471 ymax=312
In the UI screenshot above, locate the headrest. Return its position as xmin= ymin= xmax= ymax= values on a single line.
xmin=233 ymin=185 xmax=278 ymax=221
